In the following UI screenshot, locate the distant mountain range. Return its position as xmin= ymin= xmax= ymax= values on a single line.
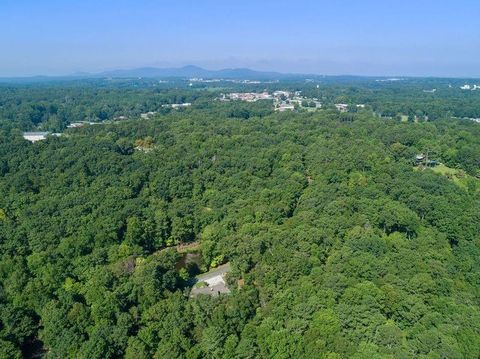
xmin=1 ymin=66 xmax=477 ymax=83
xmin=0 ymin=65 xmax=299 ymax=82
xmin=98 ymin=65 xmax=288 ymax=80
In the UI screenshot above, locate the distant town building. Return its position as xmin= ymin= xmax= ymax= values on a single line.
xmin=460 ymin=84 xmax=479 ymax=91
xmin=273 ymin=90 xmax=290 ymax=98
xmin=22 ymin=132 xmax=50 ymax=142
xmin=170 ymin=103 xmax=192 ymax=109
xmin=276 ymin=104 xmax=295 ymax=112
xmin=140 ymin=111 xmax=157 ymax=119
xmin=67 ymin=122 xmax=86 ymax=128
xmin=376 ymin=78 xmax=404 ymax=82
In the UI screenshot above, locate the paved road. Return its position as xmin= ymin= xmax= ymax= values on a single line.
xmin=196 ymin=263 xmax=230 ymax=281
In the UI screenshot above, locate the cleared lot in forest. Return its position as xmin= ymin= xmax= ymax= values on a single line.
xmin=190 ymin=263 xmax=231 ymax=297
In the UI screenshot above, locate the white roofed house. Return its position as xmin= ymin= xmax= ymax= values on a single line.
xmin=335 ymin=104 xmax=349 ymax=112
xmin=67 ymin=122 xmax=85 ymax=129
xmin=190 ymin=263 xmax=231 ymax=297
xmin=170 ymin=103 xmax=192 ymax=109
xmin=140 ymin=111 xmax=156 ymax=119
xmin=415 ymin=154 xmax=425 ymax=163
xmin=22 ymin=132 xmax=50 ymax=142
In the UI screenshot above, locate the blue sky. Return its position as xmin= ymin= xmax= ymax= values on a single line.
xmin=1 ymin=0 xmax=479 ymax=77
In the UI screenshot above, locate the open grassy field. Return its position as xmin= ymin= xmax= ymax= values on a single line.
xmin=428 ymin=163 xmax=478 ymax=191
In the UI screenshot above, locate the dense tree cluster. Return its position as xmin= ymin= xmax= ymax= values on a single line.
xmin=0 ymin=82 xmax=211 ymax=131
xmin=0 ymin=89 xmax=479 ymax=358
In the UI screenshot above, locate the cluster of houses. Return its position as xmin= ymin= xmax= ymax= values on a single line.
xmin=219 ymin=90 xmax=323 ymax=112
xmin=219 ymin=90 xmax=370 ymax=113
xmin=274 ymin=91 xmax=322 ymax=112
xmin=219 ymin=92 xmax=273 ymax=102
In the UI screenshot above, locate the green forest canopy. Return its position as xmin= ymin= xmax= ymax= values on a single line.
xmin=1 ymin=76 xmax=480 ymax=132
xmin=0 ymin=84 xmax=479 ymax=358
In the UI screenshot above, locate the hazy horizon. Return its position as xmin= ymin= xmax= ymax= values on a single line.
xmin=2 ymin=0 xmax=479 ymax=78
xmin=3 ymin=63 xmax=480 ymax=81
